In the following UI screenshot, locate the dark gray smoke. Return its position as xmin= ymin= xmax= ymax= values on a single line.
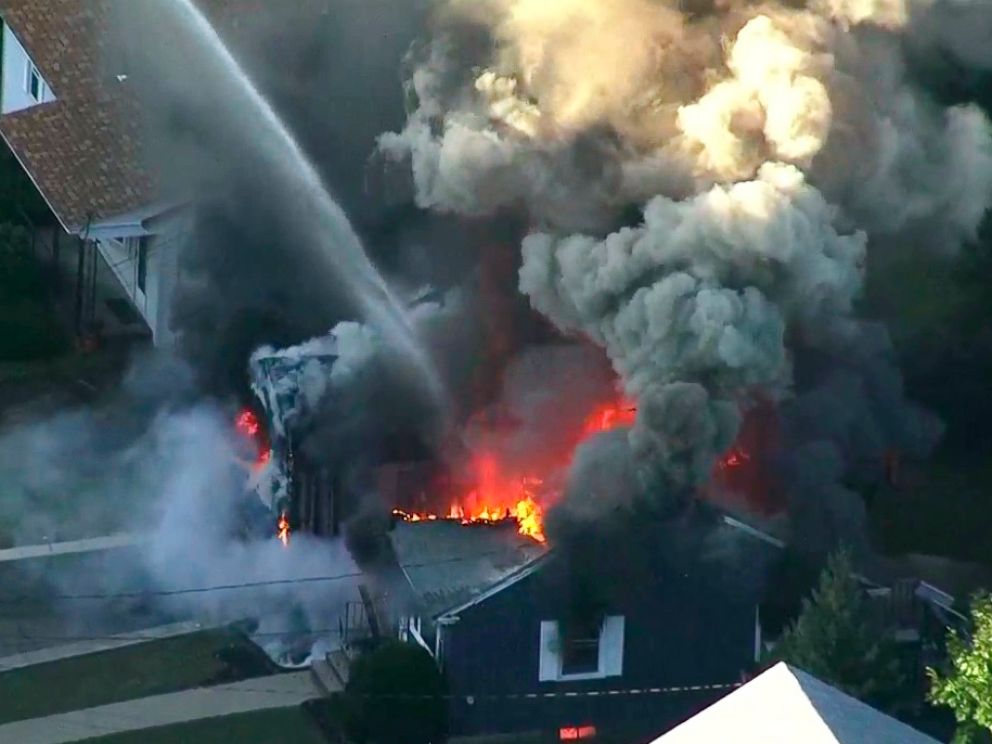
xmin=109 ymin=0 xmax=464 ymax=396
xmin=95 ymin=0 xmax=991 ymax=566
xmin=376 ymin=0 xmax=992 ymax=556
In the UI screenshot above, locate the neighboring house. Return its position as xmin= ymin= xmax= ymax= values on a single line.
xmin=384 ymin=507 xmax=781 ymax=743
xmin=759 ymin=548 xmax=969 ymax=694
xmin=650 ymin=662 xmax=939 ymax=744
xmin=0 ymin=0 xmax=185 ymax=347
xmin=0 ymin=0 xmax=338 ymax=350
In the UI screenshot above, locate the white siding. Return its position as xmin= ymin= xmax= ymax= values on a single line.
xmin=2 ymin=25 xmax=56 ymax=114
xmin=94 ymin=224 xmax=181 ymax=348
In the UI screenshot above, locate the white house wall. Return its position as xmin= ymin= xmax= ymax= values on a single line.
xmin=93 ymin=223 xmax=183 ymax=348
xmin=1 ymin=24 xmax=56 ymax=114
xmin=147 ymin=227 xmax=181 ymax=347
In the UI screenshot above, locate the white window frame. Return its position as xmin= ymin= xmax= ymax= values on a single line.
xmin=124 ymin=236 xmax=150 ymax=304
xmin=538 ymin=616 xmax=624 ymax=682
xmin=399 ymin=615 xmax=433 ymax=655
xmin=24 ymin=60 xmax=42 ymax=101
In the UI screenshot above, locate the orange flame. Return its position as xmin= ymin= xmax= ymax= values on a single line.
xmin=391 ymin=399 xmax=641 ymax=543
xmin=718 ymin=446 xmax=751 ymax=470
xmin=581 ymin=399 xmax=637 ymax=437
xmin=236 ymin=409 xmax=261 ymax=438
xmin=277 ymin=512 xmax=290 ymax=547
xmin=441 ymin=453 xmax=546 ymax=542
xmin=236 ymin=408 xmax=272 ymax=470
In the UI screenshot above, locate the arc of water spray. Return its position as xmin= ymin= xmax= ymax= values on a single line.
xmin=169 ymin=0 xmax=447 ymax=411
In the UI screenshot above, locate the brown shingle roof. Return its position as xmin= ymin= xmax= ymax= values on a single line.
xmin=0 ymin=0 xmax=333 ymax=232
xmin=0 ymin=0 xmax=152 ymax=231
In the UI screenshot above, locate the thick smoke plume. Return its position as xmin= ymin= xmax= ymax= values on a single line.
xmin=380 ymin=0 xmax=992 ymax=547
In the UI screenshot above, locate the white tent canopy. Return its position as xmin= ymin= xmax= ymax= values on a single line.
xmin=652 ymin=662 xmax=939 ymax=744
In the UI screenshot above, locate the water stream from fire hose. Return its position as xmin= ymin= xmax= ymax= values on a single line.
xmin=168 ymin=0 xmax=447 ymax=411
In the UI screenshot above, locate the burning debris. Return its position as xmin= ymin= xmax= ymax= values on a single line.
xmin=277 ymin=511 xmax=291 ymax=547
xmin=444 ymin=398 xmax=641 ymax=542
xmin=235 ymin=408 xmax=272 ymax=471
xmin=718 ymin=448 xmax=751 ymax=471
xmin=242 ymin=312 xmax=774 ymax=550
xmin=392 ymin=457 xmax=547 ymax=542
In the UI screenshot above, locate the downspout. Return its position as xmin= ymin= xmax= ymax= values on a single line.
xmin=74 ymin=213 xmax=93 ymax=337
xmin=89 ymin=234 xmax=98 ymax=330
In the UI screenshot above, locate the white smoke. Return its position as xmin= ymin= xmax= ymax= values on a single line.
xmin=380 ymin=0 xmax=992 ymax=529
xmin=137 ymin=406 xmax=361 ymax=664
xmin=0 ymin=355 xmax=360 ymax=664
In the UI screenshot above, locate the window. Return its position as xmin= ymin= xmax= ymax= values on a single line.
xmin=136 ymin=237 xmax=148 ymax=293
xmin=24 ymin=62 xmax=41 ymax=100
xmin=539 ymin=616 xmax=624 ymax=682
xmin=561 ymin=616 xmax=602 ymax=676
xmin=560 ymin=726 xmax=597 ymax=741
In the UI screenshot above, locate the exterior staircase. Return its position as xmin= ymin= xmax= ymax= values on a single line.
xmin=310 ymin=648 xmax=352 ymax=695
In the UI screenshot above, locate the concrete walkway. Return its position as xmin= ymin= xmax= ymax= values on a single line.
xmin=0 ymin=672 xmax=323 ymax=744
xmin=0 ymin=534 xmax=139 ymax=563
xmin=0 ymin=621 xmax=207 ymax=671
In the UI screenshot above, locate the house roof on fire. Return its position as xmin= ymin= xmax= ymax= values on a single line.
xmin=651 ymin=662 xmax=939 ymax=744
xmin=393 ymin=503 xmax=968 ymax=635
xmin=388 ymin=521 xmax=548 ymax=618
xmin=0 ymin=0 xmax=333 ymax=232
xmin=389 ymin=507 xmax=786 ymax=621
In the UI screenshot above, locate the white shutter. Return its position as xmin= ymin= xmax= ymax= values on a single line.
xmin=600 ymin=616 xmax=624 ymax=677
xmin=538 ymin=621 xmax=560 ymax=681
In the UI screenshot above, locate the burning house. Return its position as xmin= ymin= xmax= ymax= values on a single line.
xmin=383 ymin=503 xmax=782 ymax=743
xmin=0 ymin=1 xmax=985 ymax=741
xmin=374 ymin=502 xmax=969 ymax=743
xmin=123 ymin=0 xmax=987 ymax=733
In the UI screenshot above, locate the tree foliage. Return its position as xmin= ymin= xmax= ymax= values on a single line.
xmin=765 ymin=550 xmax=909 ymax=710
xmin=929 ymin=593 xmax=992 ymax=743
xmin=342 ymin=640 xmax=448 ymax=744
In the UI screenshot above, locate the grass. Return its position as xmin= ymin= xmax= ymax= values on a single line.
xmin=0 ymin=628 xmax=278 ymax=725
xmin=75 ymin=705 xmax=332 ymax=744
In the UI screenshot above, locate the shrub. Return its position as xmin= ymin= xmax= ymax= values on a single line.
xmin=342 ymin=640 xmax=447 ymax=744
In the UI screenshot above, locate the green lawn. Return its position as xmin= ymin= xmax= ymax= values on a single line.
xmin=0 ymin=628 xmax=278 ymax=725
xmin=75 ymin=705 xmax=332 ymax=744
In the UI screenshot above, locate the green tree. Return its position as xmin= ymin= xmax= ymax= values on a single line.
xmin=342 ymin=640 xmax=447 ymax=744
xmin=765 ymin=550 xmax=909 ymax=710
xmin=928 ymin=593 xmax=992 ymax=743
